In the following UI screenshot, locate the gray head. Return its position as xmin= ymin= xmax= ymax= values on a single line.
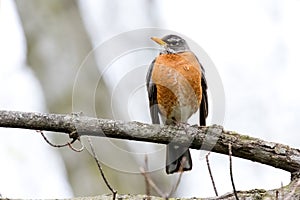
xmin=151 ymin=34 xmax=190 ymax=53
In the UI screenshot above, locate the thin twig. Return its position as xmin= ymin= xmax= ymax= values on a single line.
xmin=38 ymin=130 xmax=69 ymax=147
xmin=172 ymin=170 xmax=183 ymax=195
xmin=38 ymin=130 xmax=84 ymax=152
xmin=284 ymin=179 xmax=300 ymax=200
xmin=87 ymin=137 xmax=117 ymax=200
xmin=281 ymin=181 xmax=284 ymax=200
xmin=140 ymin=167 xmax=167 ymax=198
xmin=140 ymin=157 xmax=186 ymax=198
xmin=167 ymin=156 xmax=186 ymax=198
xmin=141 ymin=156 xmax=186 ymax=199
xmin=228 ymin=143 xmax=239 ymax=200
xmin=143 ymin=155 xmax=151 ymax=198
xmin=206 ymin=152 xmax=218 ymax=196
xmin=67 ymin=140 xmax=84 ymax=152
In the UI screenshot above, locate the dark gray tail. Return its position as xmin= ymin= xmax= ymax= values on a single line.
xmin=166 ymin=144 xmax=192 ymax=174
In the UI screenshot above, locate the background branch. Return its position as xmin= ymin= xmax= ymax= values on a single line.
xmin=72 ymin=178 xmax=300 ymax=199
xmin=0 ymin=110 xmax=300 ymax=177
xmin=1 ymin=178 xmax=300 ymax=200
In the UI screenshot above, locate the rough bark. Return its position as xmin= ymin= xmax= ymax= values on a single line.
xmin=69 ymin=178 xmax=300 ymax=199
xmin=1 ymin=110 xmax=300 ymax=199
xmin=1 ymin=179 xmax=300 ymax=200
xmin=0 ymin=110 xmax=299 ymax=177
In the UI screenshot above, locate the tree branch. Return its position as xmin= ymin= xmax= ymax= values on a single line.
xmin=2 ymin=178 xmax=300 ymax=200
xmin=0 ymin=110 xmax=300 ymax=177
xmin=73 ymin=177 xmax=300 ymax=199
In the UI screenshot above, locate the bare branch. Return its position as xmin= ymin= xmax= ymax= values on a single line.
xmin=284 ymin=178 xmax=300 ymax=200
xmin=0 ymin=110 xmax=300 ymax=176
xmin=228 ymin=143 xmax=239 ymax=200
xmin=3 ymin=181 xmax=300 ymax=200
xmin=87 ymin=137 xmax=117 ymax=199
xmin=140 ymin=167 xmax=167 ymax=198
xmin=168 ymin=157 xmax=185 ymax=197
xmin=38 ymin=130 xmax=84 ymax=152
xmin=143 ymin=155 xmax=151 ymax=197
xmin=206 ymin=152 xmax=218 ymax=196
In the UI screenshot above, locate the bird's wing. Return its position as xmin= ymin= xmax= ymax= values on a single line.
xmin=146 ymin=59 xmax=160 ymax=124
xmin=195 ymin=55 xmax=208 ymax=126
xmin=200 ymin=67 xmax=208 ymax=126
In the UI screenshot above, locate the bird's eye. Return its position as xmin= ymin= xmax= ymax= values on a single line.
xmin=169 ymin=41 xmax=179 ymax=46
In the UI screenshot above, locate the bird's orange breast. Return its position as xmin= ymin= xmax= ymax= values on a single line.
xmin=152 ymin=52 xmax=202 ymax=122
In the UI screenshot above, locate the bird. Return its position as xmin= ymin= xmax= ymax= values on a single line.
xmin=146 ymin=34 xmax=208 ymax=174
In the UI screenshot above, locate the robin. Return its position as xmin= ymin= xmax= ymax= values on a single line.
xmin=146 ymin=34 xmax=208 ymax=174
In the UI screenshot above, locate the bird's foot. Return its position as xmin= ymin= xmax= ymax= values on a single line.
xmin=174 ymin=121 xmax=190 ymax=130
xmin=175 ymin=121 xmax=189 ymax=126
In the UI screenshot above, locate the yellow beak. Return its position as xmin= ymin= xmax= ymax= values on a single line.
xmin=151 ymin=37 xmax=167 ymax=46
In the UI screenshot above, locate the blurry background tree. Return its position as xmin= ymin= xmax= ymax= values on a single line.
xmin=1 ymin=0 xmax=300 ymax=198
xmin=0 ymin=0 xmax=73 ymax=198
xmin=13 ymin=0 xmax=113 ymax=196
xmin=13 ymin=0 xmax=164 ymax=197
